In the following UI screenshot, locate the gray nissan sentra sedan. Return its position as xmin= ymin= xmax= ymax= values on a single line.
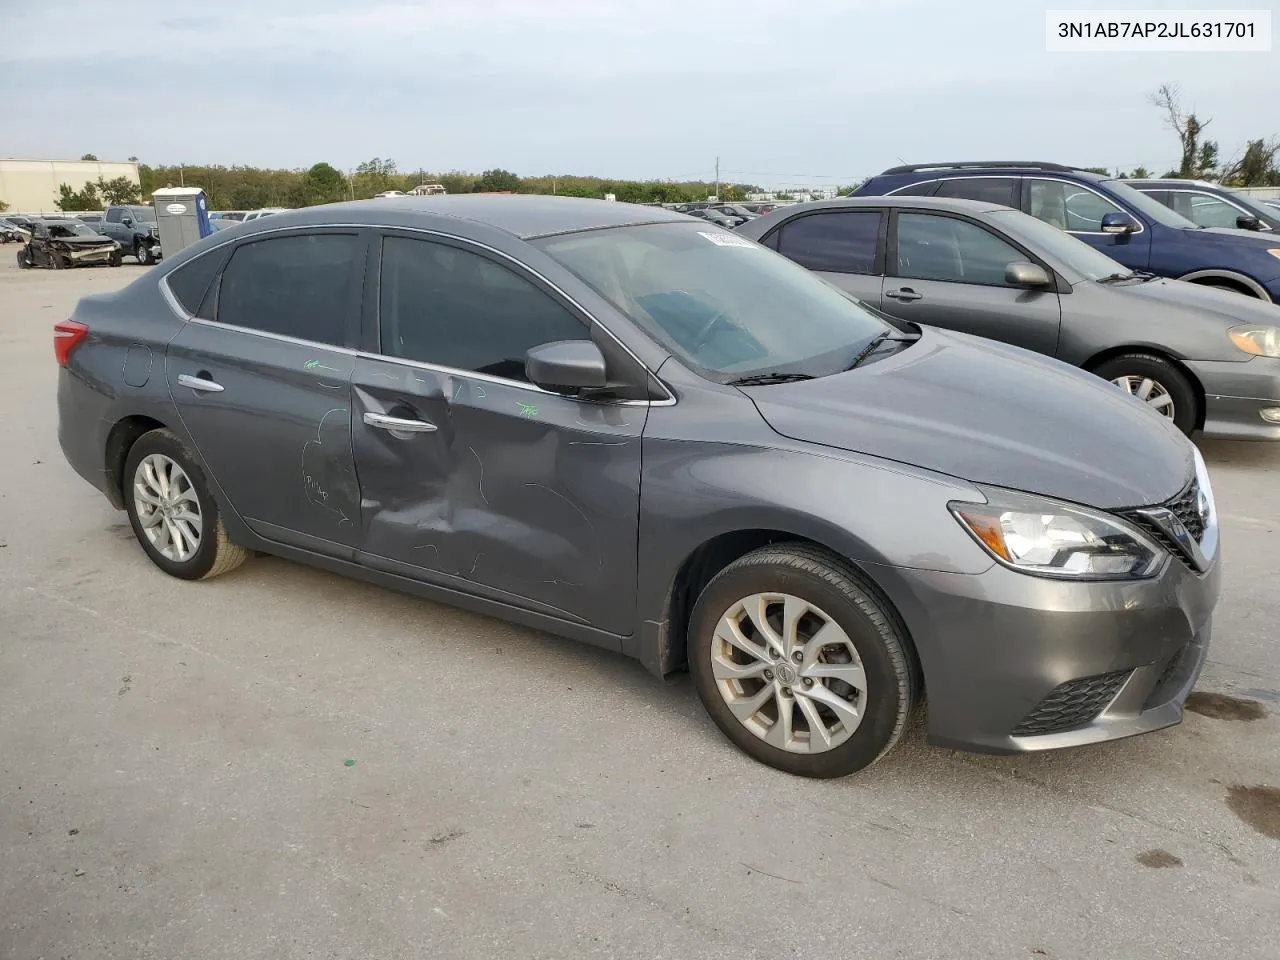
xmin=56 ymin=196 xmax=1220 ymax=778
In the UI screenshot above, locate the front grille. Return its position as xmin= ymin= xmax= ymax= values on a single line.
xmin=1122 ymin=477 xmax=1206 ymax=570
xmin=1167 ymin=479 xmax=1205 ymax=541
xmin=1011 ymin=670 xmax=1131 ymax=737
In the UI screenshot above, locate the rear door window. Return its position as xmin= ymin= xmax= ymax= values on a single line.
xmin=933 ymin=177 xmax=1019 ymax=207
xmin=215 ymin=233 xmax=361 ymax=345
xmin=775 ymin=211 xmax=882 ymax=274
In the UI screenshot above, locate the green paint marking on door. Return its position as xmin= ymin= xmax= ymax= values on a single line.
xmin=518 ymin=403 xmax=539 ymax=418
xmin=305 ymin=359 xmax=341 ymax=373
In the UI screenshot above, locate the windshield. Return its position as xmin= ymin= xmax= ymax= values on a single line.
xmin=1101 ymin=179 xmax=1198 ymax=229
xmin=49 ymin=223 xmax=100 ymax=238
xmin=989 ymin=209 xmax=1128 ymax=281
xmin=533 ymin=222 xmax=890 ymax=378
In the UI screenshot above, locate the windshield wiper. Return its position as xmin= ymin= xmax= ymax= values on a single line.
xmin=1097 ymin=272 xmax=1135 ymax=283
xmin=846 ymin=331 xmax=916 ymax=371
xmin=726 ymin=372 xmax=815 ymax=386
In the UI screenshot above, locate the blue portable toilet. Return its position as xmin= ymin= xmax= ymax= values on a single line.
xmin=151 ymin=186 xmax=214 ymax=258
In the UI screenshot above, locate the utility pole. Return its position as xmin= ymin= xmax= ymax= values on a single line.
xmin=714 ymin=156 xmax=720 ymax=201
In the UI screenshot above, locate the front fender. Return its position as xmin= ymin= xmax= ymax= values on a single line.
xmin=630 ymin=436 xmax=990 ymax=675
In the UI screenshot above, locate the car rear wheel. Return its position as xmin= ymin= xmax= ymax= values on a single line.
xmin=123 ymin=429 xmax=248 ymax=580
xmin=688 ymin=545 xmax=917 ymax=778
xmin=1091 ymin=353 xmax=1198 ymax=436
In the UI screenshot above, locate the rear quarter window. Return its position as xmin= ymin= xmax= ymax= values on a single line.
xmin=165 ymin=250 xmax=229 ymax=317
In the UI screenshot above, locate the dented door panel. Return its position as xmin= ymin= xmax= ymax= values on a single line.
xmin=351 ymin=356 xmax=645 ymax=634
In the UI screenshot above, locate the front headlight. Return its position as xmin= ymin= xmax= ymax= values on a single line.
xmin=1229 ymin=324 xmax=1280 ymax=358
xmin=950 ymin=488 xmax=1166 ymax=580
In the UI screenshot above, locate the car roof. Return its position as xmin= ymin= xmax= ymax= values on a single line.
xmin=1124 ymin=179 xmax=1221 ymax=189
xmin=873 ymin=163 xmax=1107 ymax=183
xmin=767 ymin=196 xmax=1014 ymax=215
xmin=235 ymin=195 xmax=690 ymax=240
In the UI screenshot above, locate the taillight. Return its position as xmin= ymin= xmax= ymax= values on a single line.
xmin=54 ymin=320 xmax=88 ymax=367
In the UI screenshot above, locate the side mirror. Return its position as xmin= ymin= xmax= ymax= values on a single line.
xmin=1236 ymin=215 xmax=1262 ymax=231
xmin=525 ymin=340 xmax=608 ymax=392
xmin=1100 ymin=212 xmax=1138 ymax=235
xmin=1005 ymin=261 xmax=1052 ymax=288
xmin=121 ymin=216 xmax=133 ymax=227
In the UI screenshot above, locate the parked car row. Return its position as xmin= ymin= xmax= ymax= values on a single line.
xmin=738 ymin=194 xmax=1280 ymax=439
xmin=56 ymin=192 xmax=1234 ymax=780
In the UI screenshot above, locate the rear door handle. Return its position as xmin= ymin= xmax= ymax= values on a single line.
xmin=885 ymin=287 xmax=923 ymax=302
xmin=177 ymin=373 xmax=224 ymax=393
xmin=363 ymin=411 xmax=438 ymax=433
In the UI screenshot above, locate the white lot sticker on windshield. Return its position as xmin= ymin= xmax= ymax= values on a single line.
xmin=698 ymin=231 xmax=757 ymax=248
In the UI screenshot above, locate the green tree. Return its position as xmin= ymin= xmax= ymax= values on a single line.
xmin=475 ymin=168 xmax=522 ymax=192
xmin=0 ymin=199 xmax=9 ymax=212
xmin=1149 ymin=83 xmax=1219 ymax=179
xmin=1220 ymin=139 xmax=1280 ymax=186
xmin=302 ymin=162 xmax=347 ymax=205
xmin=352 ymin=157 xmax=398 ymax=198
xmin=80 ymin=153 xmax=98 ymax=161
xmin=96 ymin=176 xmax=141 ymax=204
xmin=57 ymin=181 xmax=101 ymax=211
xmin=1128 ymin=166 xmax=1152 ymax=179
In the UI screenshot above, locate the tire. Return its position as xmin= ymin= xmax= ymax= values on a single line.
xmin=687 ymin=544 xmax=917 ymax=779
xmin=122 ymin=428 xmax=249 ymax=580
xmin=108 ymin=250 xmax=122 ymax=267
xmin=1091 ymin=353 xmax=1199 ymax=436
xmin=135 ymin=240 xmax=154 ymax=265
xmin=1197 ymin=280 xmax=1262 ymax=300
xmin=16 ymin=248 xmax=31 ymax=269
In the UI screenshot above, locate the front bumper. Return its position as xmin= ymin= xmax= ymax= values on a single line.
xmin=868 ymin=548 xmax=1220 ymax=754
xmin=1188 ymin=357 xmax=1280 ymax=440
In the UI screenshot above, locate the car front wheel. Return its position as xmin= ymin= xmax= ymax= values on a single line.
xmin=1092 ymin=353 xmax=1198 ymax=435
xmin=135 ymin=241 xmax=154 ymax=265
xmin=688 ymin=545 xmax=917 ymax=778
xmin=123 ymin=429 xmax=248 ymax=580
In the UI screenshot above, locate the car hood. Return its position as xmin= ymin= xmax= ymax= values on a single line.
xmin=745 ymin=327 xmax=1193 ymax=510
xmin=1197 ymin=224 xmax=1280 ymax=245
xmin=1094 ymin=275 xmax=1280 ymax=327
xmin=49 ymin=235 xmax=115 ymax=245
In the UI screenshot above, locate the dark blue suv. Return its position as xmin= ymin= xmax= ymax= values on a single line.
xmin=854 ymin=162 xmax=1280 ymax=303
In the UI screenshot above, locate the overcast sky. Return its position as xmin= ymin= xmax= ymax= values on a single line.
xmin=1 ymin=0 xmax=1274 ymax=188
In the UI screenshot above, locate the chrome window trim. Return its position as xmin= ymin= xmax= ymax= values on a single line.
xmin=158 ymin=221 xmax=677 ymax=407
xmin=886 ymin=175 xmax=1146 ymax=237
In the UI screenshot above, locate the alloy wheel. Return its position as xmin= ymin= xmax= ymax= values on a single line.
xmin=132 ymin=453 xmax=203 ymax=562
xmin=1111 ymin=375 xmax=1175 ymax=419
xmin=711 ymin=593 xmax=868 ymax=754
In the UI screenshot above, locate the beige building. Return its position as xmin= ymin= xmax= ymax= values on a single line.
xmin=0 ymin=158 xmax=142 ymax=214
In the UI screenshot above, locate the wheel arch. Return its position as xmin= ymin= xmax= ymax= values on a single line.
xmin=644 ymin=526 xmax=922 ymax=692
xmin=1083 ymin=346 xmax=1207 ymax=431
xmin=1175 ymin=269 xmax=1271 ymax=301
xmin=103 ymin=414 xmax=168 ymax=509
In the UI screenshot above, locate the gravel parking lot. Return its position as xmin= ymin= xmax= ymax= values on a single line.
xmin=2 ymin=254 xmax=1279 ymax=959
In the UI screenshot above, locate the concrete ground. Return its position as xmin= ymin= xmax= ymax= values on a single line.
xmin=2 ymin=252 xmax=1278 ymax=960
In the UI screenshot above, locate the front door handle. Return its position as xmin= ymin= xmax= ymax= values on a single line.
xmin=363 ymin=411 xmax=438 ymax=433
xmin=177 ymin=373 xmax=224 ymax=393
xmin=885 ymin=287 xmax=923 ymax=302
